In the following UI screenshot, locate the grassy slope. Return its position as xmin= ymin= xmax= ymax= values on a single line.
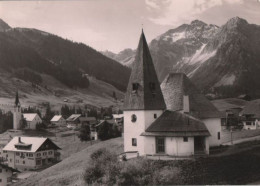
xmin=211 ymin=98 xmax=247 ymax=111
xmin=0 ymin=70 xmax=124 ymax=112
xmin=14 ymin=137 xmax=124 ymax=186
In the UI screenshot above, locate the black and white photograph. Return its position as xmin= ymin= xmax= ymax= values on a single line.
xmin=1 ymin=0 xmax=260 ymax=185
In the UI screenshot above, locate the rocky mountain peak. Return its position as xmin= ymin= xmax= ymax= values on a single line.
xmin=0 ymin=19 xmax=11 ymax=31
xmin=225 ymin=17 xmax=248 ymax=29
xmin=190 ymin=20 xmax=207 ymax=27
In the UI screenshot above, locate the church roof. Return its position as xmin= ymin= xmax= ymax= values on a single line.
xmin=142 ymin=110 xmax=210 ymax=137
xmin=123 ymin=31 xmax=166 ymax=110
xmin=160 ymin=73 xmax=221 ymax=119
xmin=15 ymin=91 xmax=20 ymax=107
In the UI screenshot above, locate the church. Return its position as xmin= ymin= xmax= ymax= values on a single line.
xmin=123 ymin=30 xmax=222 ymax=157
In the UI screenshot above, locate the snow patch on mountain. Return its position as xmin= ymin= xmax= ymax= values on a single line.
xmin=171 ymin=32 xmax=186 ymax=42
xmin=186 ymin=44 xmax=217 ymax=65
xmin=214 ymin=74 xmax=236 ymax=87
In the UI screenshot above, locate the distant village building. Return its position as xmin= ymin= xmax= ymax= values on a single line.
xmin=66 ymin=114 xmax=81 ymax=128
xmin=12 ymin=92 xmax=42 ymax=130
xmin=50 ymin=115 xmax=66 ymax=126
xmin=13 ymin=91 xmax=22 ymax=130
xmin=123 ymin=31 xmax=222 ymax=158
xmin=79 ymin=117 xmax=97 ymax=125
xmin=2 ymin=137 xmax=61 ymax=171
xmin=240 ymin=102 xmax=260 ymax=130
xmin=0 ymin=163 xmax=19 ymax=186
xmin=23 ymin=113 xmax=42 ymax=130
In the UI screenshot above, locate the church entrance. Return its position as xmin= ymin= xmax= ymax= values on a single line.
xmin=156 ymin=137 xmax=165 ymax=153
xmin=194 ymin=136 xmax=205 ymax=153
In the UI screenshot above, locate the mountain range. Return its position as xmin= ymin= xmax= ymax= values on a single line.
xmin=0 ymin=19 xmax=130 ymax=109
xmin=103 ymin=17 xmax=260 ymax=98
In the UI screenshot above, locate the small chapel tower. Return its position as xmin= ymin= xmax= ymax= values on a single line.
xmin=13 ymin=91 xmax=22 ymax=130
xmin=123 ymin=30 xmax=166 ymax=155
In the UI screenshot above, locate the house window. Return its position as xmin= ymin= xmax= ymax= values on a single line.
xmin=246 ymin=122 xmax=252 ymax=125
xmin=132 ymin=138 xmax=137 ymax=146
xmin=131 ymin=114 xmax=137 ymax=123
xmin=183 ymin=137 xmax=188 ymax=142
xmin=48 ymin=151 xmax=53 ymax=155
xmin=154 ymin=114 xmax=157 ymax=119
xmin=23 ymin=161 xmax=25 ymax=164
xmin=156 ymin=137 xmax=165 ymax=153
xmin=0 ymin=179 xmax=2 ymax=182
xmin=37 ymin=153 xmax=41 ymax=157
xmin=16 ymin=152 xmax=20 ymax=156
xmin=218 ymin=132 xmax=220 ymax=140
xmin=0 ymin=169 xmax=2 ymax=173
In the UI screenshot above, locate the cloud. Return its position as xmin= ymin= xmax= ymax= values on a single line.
xmin=146 ymin=0 xmax=244 ymax=26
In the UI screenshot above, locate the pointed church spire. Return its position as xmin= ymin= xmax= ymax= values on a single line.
xmin=123 ymin=30 xmax=166 ymax=110
xmin=15 ymin=91 xmax=20 ymax=107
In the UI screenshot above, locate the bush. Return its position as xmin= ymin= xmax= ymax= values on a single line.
xmin=84 ymin=149 xmax=182 ymax=185
xmin=84 ymin=148 xmax=121 ymax=185
xmin=78 ymin=124 xmax=91 ymax=141
xmin=98 ymin=121 xmax=121 ymax=141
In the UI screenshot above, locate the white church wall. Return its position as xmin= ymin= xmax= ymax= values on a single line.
xmin=124 ymin=110 xmax=163 ymax=156
xmin=166 ymin=137 xmax=194 ymax=156
xmin=203 ymin=118 xmax=222 ymax=146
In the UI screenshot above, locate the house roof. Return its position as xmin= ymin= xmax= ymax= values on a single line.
xmin=160 ymin=73 xmax=221 ymax=119
xmin=51 ymin=115 xmax=64 ymax=122
xmin=0 ymin=163 xmax=20 ymax=172
xmin=3 ymin=136 xmax=60 ymax=152
xmin=112 ymin=114 xmax=124 ymax=119
xmin=79 ymin=117 xmax=96 ymax=122
xmin=66 ymin=114 xmax=81 ymax=122
xmin=123 ymin=30 xmax=166 ymax=111
xmin=241 ymin=101 xmax=260 ymax=118
xmin=23 ymin=113 xmax=39 ymax=122
xmin=143 ymin=110 xmax=210 ymax=137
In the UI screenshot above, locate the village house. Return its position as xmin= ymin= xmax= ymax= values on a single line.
xmin=66 ymin=114 xmax=81 ymax=128
xmin=240 ymin=102 xmax=260 ymax=130
xmin=79 ymin=117 xmax=97 ymax=125
xmin=50 ymin=115 xmax=66 ymax=126
xmin=0 ymin=163 xmax=19 ymax=186
xmin=2 ymin=136 xmax=61 ymax=171
xmin=23 ymin=113 xmax=42 ymax=130
xmin=123 ymin=31 xmax=222 ymax=158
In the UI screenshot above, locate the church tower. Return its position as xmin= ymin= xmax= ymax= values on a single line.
xmin=13 ymin=91 xmax=22 ymax=130
xmin=123 ymin=30 xmax=166 ymax=155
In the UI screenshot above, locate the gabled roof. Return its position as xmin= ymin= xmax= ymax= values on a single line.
xmin=160 ymin=73 xmax=221 ymax=119
xmin=142 ymin=110 xmax=210 ymax=137
xmin=3 ymin=136 xmax=60 ymax=152
xmin=51 ymin=115 xmax=64 ymax=122
xmin=241 ymin=101 xmax=260 ymax=118
xmin=66 ymin=114 xmax=81 ymax=122
xmin=79 ymin=117 xmax=96 ymax=122
xmin=23 ymin=113 xmax=40 ymax=122
xmin=112 ymin=114 xmax=124 ymax=119
xmin=123 ymin=30 xmax=166 ymax=111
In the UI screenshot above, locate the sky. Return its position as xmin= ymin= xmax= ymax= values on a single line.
xmin=0 ymin=0 xmax=260 ymax=53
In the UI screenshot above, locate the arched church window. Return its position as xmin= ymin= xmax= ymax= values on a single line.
xmin=132 ymin=83 xmax=139 ymax=93
xmin=131 ymin=114 xmax=137 ymax=123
